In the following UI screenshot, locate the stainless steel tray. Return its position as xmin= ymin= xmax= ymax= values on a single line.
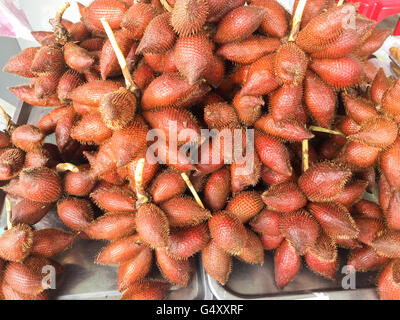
xmin=0 ymin=103 xmax=213 ymax=300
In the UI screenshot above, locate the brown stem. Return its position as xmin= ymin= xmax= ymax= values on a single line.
xmin=181 ymin=173 xmax=205 ymax=209
xmin=5 ymin=196 xmax=12 ymax=230
xmin=309 ymin=126 xmax=344 ymax=136
xmin=56 ymin=163 xmax=79 ymax=173
xmin=134 ymin=158 xmax=149 ymax=207
xmin=100 ymin=19 xmax=139 ymax=94
xmin=160 ymin=0 xmax=172 ymax=12
xmin=288 ymin=0 xmax=308 ymax=41
xmin=0 ymin=105 xmax=14 ymax=132
xmin=49 ymin=2 xmax=70 ymax=45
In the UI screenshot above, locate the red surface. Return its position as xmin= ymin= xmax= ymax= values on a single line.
xmin=346 ymin=0 xmax=400 ymax=36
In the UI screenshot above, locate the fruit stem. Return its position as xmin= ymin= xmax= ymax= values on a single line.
xmin=160 ymin=0 xmax=172 ymax=12
xmin=0 ymin=105 xmax=14 ymax=131
xmin=309 ymin=126 xmax=344 ymax=136
xmin=100 ymin=18 xmax=139 ymax=94
xmin=288 ymin=0 xmax=307 ymax=41
xmin=337 ymin=0 xmax=345 ymax=6
xmin=56 ymin=163 xmax=80 ymax=173
xmin=49 ymin=2 xmax=70 ymax=45
xmin=302 ymin=139 xmax=309 ymax=172
xmin=181 ymin=173 xmax=205 ymax=209
xmin=5 ymin=196 xmax=12 ymax=230
xmin=134 ymin=158 xmax=150 ymax=207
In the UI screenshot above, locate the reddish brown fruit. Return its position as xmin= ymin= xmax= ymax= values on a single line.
xmin=208 ymin=211 xmax=247 ymax=255
xmin=274 ymin=240 xmax=301 ymax=289
xmin=355 ymin=217 xmax=385 ymax=246
xmin=202 ymin=240 xmax=232 ymax=285
xmin=57 ymin=70 xmax=85 ymax=102
xmin=214 ymin=6 xmax=266 ymax=44
xmin=121 ymin=280 xmax=170 ymax=300
xmin=296 ymin=4 xmax=356 ymax=52
xmin=37 ymin=107 xmax=68 ymax=134
xmin=136 ymin=203 xmax=169 ymax=249
xmin=233 ymin=93 xmax=263 ymax=126
xmin=11 ymin=199 xmax=51 ymax=225
xmin=252 ymin=0 xmax=288 ymax=38
xmin=117 ymin=246 xmax=153 ymax=291
xmin=371 ymin=68 xmax=391 ymax=105
xmin=86 ymin=0 xmax=127 ymax=31
xmin=9 ymin=85 xmax=63 ymax=107
xmin=55 ymin=106 xmax=77 ymax=152
xmin=31 ymin=229 xmax=75 ymax=258
xmin=2 ymin=168 xmax=62 ymax=203
xmin=298 ymin=162 xmax=352 ymax=202
xmin=0 ymin=148 xmax=24 ymax=180
xmin=204 ymin=103 xmax=239 ymax=129
xmin=30 ymin=46 xmax=64 ymax=75
xmin=11 ymin=125 xmax=44 ymax=152
xmin=171 ymin=0 xmax=209 ymax=36
xmin=137 ymin=13 xmax=176 ymax=54
xmin=308 ymin=233 xmax=337 ymax=263
xmin=275 ymin=42 xmax=308 ymax=85
xmin=57 ymin=197 xmax=94 ymax=232
xmin=305 ymin=250 xmax=337 ymax=280
xmin=382 ymin=79 xmax=400 ymax=120
xmin=261 ymin=166 xmax=293 ymax=185
xmin=381 ymin=137 xmax=400 ymax=190
xmin=308 ymin=202 xmax=359 ymax=240
xmin=337 ymin=141 xmax=380 ymax=169
xmin=141 ymin=74 xmax=209 ymax=110
xmin=96 ymin=234 xmax=143 ymax=265
xmin=71 ymin=112 xmax=113 ymax=145
xmin=0 ymin=224 xmax=33 ymax=262
xmin=356 ymin=29 xmax=392 ymax=59
xmin=63 ymin=166 xmax=96 ymax=197
xmin=100 ymin=30 xmax=134 ymax=79
xmin=250 ymin=209 xmax=281 ymax=236
xmin=387 ymin=191 xmax=400 ymax=231
xmin=68 ymin=80 xmax=120 ymax=107
xmin=260 ymin=233 xmax=284 ymax=250
xmin=167 ymin=223 xmax=210 ymax=259
xmin=255 ymin=114 xmax=314 ymax=142
xmin=85 ymin=212 xmax=136 ymax=241
xmin=354 ymin=200 xmax=383 ymax=220
xmin=262 ymin=182 xmax=307 ymax=213
xmin=310 ymin=56 xmax=362 ymax=89
xmin=90 ymin=187 xmax=136 ymax=213
xmin=226 ymin=191 xmax=264 ymax=223
xmin=80 ymin=38 xmax=105 ymax=51
xmin=304 ymin=71 xmax=336 ymax=128
xmin=378 ymin=260 xmax=400 ymax=300
xmin=156 ymin=248 xmax=192 ymax=286
xmin=121 ymin=3 xmax=157 ymax=39
xmin=336 ymin=238 xmax=363 ymax=249
xmin=348 ymin=246 xmax=389 ymax=272
xmin=63 ymin=42 xmax=94 ymax=73
xmin=1 ymin=282 xmax=48 ymax=300
xmin=379 ymin=174 xmax=393 ymax=213
xmin=343 ymin=93 xmax=378 ymax=124
xmin=3 ymin=47 xmax=39 ymax=78
xmin=240 ymin=54 xmax=280 ymax=97
xmin=148 ymin=169 xmax=186 ymax=204
xmin=160 ymin=196 xmax=211 ymax=227
xmin=280 ymin=210 xmax=320 ymax=255
xmin=207 ymin=0 xmax=245 ymax=22
xmin=204 ymin=168 xmax=231 ymax=212
xmin=334 ymin=180 xmax=368 ymax=207
xmin=238 ymin=229 xmax=264 ymax=265
xmin=217 ymin=36 xmax=280 ymax=64
xmin=230 ymin=155 xmax=262 ymax=193
xmin=174 ymin=33 xmax=213 ymax=84
xmin=372 ymin=231 xmax=400 ymax=258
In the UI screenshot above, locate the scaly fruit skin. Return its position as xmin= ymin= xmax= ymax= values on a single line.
xmin=96 ymin=234 xmax=143 ymax=265
xmin=262 ymin=182 xmax=307 ymax=213
xmin=121 ymin=3 xmax=157 ymax=40
xmin=31 ymin=229 xmax=75 ymax=258
xmin=160 ymin=196 xmax=211 ymax=227
xmin=68 ymin=80 xmax=120 ymax=107
xmin=136 ymin=203 xmax=170 ymax=249
xmin=11 ymin=199 xmax=52 ymax=226
xmin=57 ymin=197 xmax=94 ymax=232
xmin=167 ymin=223 xmax=210 ymax=259
xmin=280 ymin=210 xmax=320 ymax=255
xmin=252 ymin=0 xmax=288 ymax=38
xmin=214 ymin=6 xmax=266 ymax=44
xmin=202 ymin=240 xmax=232 ymax=285
xmin=208 ymin=211 xmax=247 ymax=255
xmin=354 ymin=200 xmax=383 ymax=220
xmin=274 ymin=240 xmax=301 ymax=289
xmin=250 ymin=209 xmax=281 ymax=236
xmin=71 ymin=112 xmax=113 ymax=145
xmin=378 ymin=260 xmax=400 ymax=300
xmin=348 ymin=246 xmax=389 ymax=272
xmin=238 ymin=229 xmax=264 ymax=265
xmin=11 ymin=125 xmax=45 ymax=152
xmin=84 ymin=212 xmax=137 ymax=241
xmin=380 ymin=137 xmax=400 ymax=191
xmin=171 ymin=0 xmax=209 ymax=36
xmin=226 ymin=191 xmax=264 ymax=223
xmin=86 ymin=0 xmax=127 ymax=31
xmin=204 ymin=168 xmax=231 ymax=212
xmin=156 ymin=248 xmax=192 ymax=287
xmin=0 ymin=224 xmax=33 ymax=262
xmin=298 ymin=162 xmax=352 ymax=202
xmin=387 ymin=191 xmax=400 ymax=231
xmin=90 ymin=187 xmax=136 ymax=213
xmin=305 ymin=250 xmax=337 ymax=280
xmin=63 ymin=166 xmax=96 ymax=197
xmin=121 ymin=280 xmax=170 ymax=300
xmin=0 ymin=148 xmax=25 ymax=181
xmin=117 ymin=246 xmax=153 ymax=291
xmin=3 ymin=47 xmax=39 ymax=78
xmin=275 ymin=42 xmax=308 ymax=86
xmin=372 ymin=231 xmax=400 ymax=258
xmin=149 ymin=169 xmax=186 ymax=204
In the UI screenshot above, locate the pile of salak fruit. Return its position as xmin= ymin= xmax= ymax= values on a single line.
xmin=0 ymin=0 xmax=399 ymax=300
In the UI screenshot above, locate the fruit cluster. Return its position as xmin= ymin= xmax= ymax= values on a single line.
xmin=0 ymin=0 xmax=399 ymax=300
